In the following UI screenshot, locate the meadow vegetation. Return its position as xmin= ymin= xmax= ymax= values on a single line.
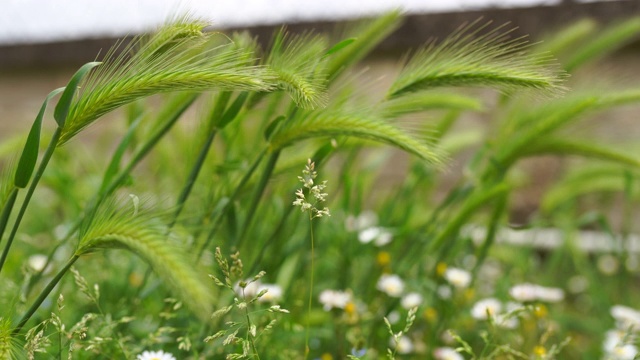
xmin=1 ymin=11 xmax=640 ymax=359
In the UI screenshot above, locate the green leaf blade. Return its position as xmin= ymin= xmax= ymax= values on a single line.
xmin=54 ymin=62 xmax=101 ymax=128
xmin=14 ymin=88 xmax=64 ymax=188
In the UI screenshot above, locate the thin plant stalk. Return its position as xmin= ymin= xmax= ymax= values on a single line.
xmin=168 ymin=128 xmax=217 ymax=229
xmin=0 ymin=188 xmax=18 ymax=246
xmin=247 ymin=205 xmax=294 ymax=276
xmin=166 ymin=91 xmax=231 ymax=229
xmin=0 ymin=128 xmax=62 ymax=275
xmin=235 ymin=150 xmax=281 ymax=248
xmin=304 ymin=212 xmax=315 ymax=360
xmin=472 ymin=191 xmax=508 ymax=279
xmin=98 ymin=94 xmax=198 ymax=203
xmin=242 ymin=288 xmax=261 ymax=360
xmin=170 ymin=90 xmax=248 ymax=229
xmin=196 ymin=147 xmax=268 ymax=260
xmin=13 ymin=255 xmax=79 ymax=334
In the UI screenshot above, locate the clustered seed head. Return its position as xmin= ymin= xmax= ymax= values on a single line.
xmin=293 ymin=159 xmax=330 ymax=218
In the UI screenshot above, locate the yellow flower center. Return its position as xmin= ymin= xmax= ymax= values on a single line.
xmin=533 ymin=345 xmax=546 ymax=356
xmin=345 ymin=302 xmax=357 ymax=315
xmin=321 ymin=353 xmax=333 ymax=360
xmin=377 ymin=251 xmax=391 ymax=267
xmin=424 ymin=307 xmax=438 ymax=322
xmin=534 ymin=304 xmax=548 ymax=318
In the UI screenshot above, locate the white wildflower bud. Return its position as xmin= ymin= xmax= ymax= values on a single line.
xmin=391 ymin=335 xmax=414 ymax=354
xmin=443 ymin=267 xmax=472 ymax=289
xmin=401 ymin=292 xmax=423 ymax=310
xmin=319 ymin=289 xmax=352 ymax=311
xmin=470 ymin=298 xmax=502 ymax=320
xmin=377 ymin=274 xmax=405 ymax=297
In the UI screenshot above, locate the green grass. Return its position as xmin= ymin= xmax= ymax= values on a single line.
xmin=0 ymin=13 xmax=640 ymax=360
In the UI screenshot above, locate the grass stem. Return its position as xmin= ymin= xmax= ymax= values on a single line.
xmin=13 ymin=255 xmax=79 ymax=335
xmin=0 ymin=128 xmax=62 ymax=275
xmin=0 ymin=188 xmax=18 ymax=247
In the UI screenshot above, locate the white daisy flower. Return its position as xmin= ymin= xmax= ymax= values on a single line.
xmin=28 ymin=254 xmax=50 ymax=273
xmin=495 ymin=313 xmax=519 ymax=329
xmin=390 ymin=335 xmax=413 ymax=354
xmin=345 ymin=211 xmax=378 ymax=232
xmin=603 ymin=330 xmax=638 ymax=360
xmin=471 ymin=298 xmax=502 ymax=320
xmin=235 ymin=280 xmax=261 ymax=298
xmin=437 ymin=285 xmax=452 ymax=300
xmin=319 ymin=289 xmax=352 ymax=311
xmin=376 ymin=274 xmax=405 ymax=297
xmin=443 ymin=267 xmax=471 ymax=289
xmin=235 ymin=281 xmax=283 ymax=302
xmin=509 ymin=283 xmax=538 ymax=302
xmin=509 ymin=283 xmax=564 ymax=303
xmin=358 ymin=227 xmax=382 ymax=244
xmin=611 ymin=305 xmax=640 ymax=332
xmin=374 ymin=229 xmax=393 ymax=246
xmin=535 ymin=286 xmax=564 ymax=303
xmin=136 ymin=350 xmax=176 ymax=360
xmin=434 ymin=347 xmax=464 ymax=360
xmin=401 ymin=292 xmax=423 ymax=309
xmin=357 ymin=227 xmax=393 ymax=246
xmin=257 ymin=283 xmax=283 ymax=303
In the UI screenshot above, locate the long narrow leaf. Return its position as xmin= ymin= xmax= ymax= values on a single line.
xmin=99 ymin=115 xmax=143 ymax=194
xmin=54 ymin=62 xmax=101 ymax=127
xmin=14 ymin=88 xmax=64 ymax=188
xmin=564 ymin=17 xmax=640 ymax=72
xmin=533 ymin=18 xmax=597 ymax=61
xmin=380 ymin=92 xmax=483 ymax=118
xmin=523 ymin=138 xmax=640 ymax=168
xmin=326 ymin=10 xmax=402 ymax=81
xmin=542 ymin=170 xmax=632 ymax=213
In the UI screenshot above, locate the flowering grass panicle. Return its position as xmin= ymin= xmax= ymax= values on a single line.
xmin=293 ymin=159 xmax=330 ymax=218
